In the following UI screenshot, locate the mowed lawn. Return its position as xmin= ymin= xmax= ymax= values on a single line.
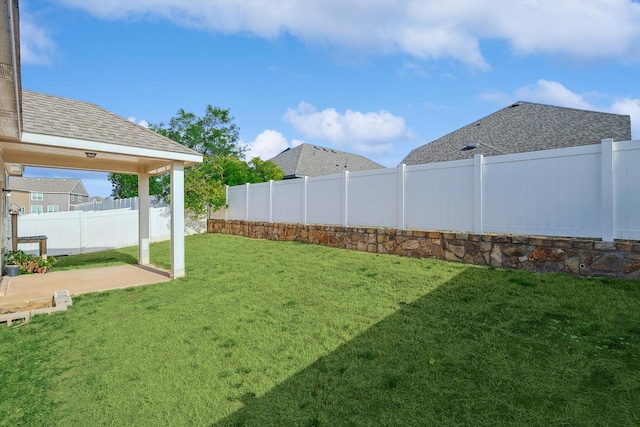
xmin=1 ymin=233 xmax=639 ymax=426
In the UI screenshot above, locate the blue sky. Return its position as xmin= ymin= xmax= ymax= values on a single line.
xmin=20 ymin=0 xmax=640 ymax=198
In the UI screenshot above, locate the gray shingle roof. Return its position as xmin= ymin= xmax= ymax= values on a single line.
xmin=269 ymin=143 xmax=384 ymax=177
xmin=21 ymin=90 xmax=200 ymax=157
xmin=402 ymin=102 xmax=632 ymax=165
xmin=9 ymin=177 xmax=88 ymax=196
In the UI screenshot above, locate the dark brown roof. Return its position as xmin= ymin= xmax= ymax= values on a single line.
xmin=403 ymin=102 xmax=631 ymax=165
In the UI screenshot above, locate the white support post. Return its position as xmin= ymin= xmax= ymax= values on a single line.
xmin=138 ymin=170 xmax=150 ymax=265
xmin=78 ymin=211 xmax=85 ymax=254
xmin=302 ymin=176 xmax=308 ymax=225
xmin=170 ymin=161 xmax=185 ymax=278
xmin=600 ymin=138 xmax=614 ymax=242
xmin=473 ymin=154 xmax=484 ymax=235
xmin=269 ymin=180 xmax=273 ymax=223
xmin=397 ymin=164 xmax=406 ymax=230
xmin=342 ymin=170 xmax=349 ymax=227
xmin=225 ymin=185 xmax=229 ymax=221
xmin=245 ymin=183 xmax=250 ymax=222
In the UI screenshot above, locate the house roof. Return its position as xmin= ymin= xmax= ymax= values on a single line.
xmin=9 ymin=177 xmax=89 ymax=196
xmin=21 ymin=90 xmax=199 ymax=157
xmin=269 ymin=143 xmax=385 ymax=178
xmin=402 ymin=101 xmax=632 ymax=165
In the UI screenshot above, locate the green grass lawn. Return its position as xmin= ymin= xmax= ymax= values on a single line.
xmin=1 ymin=233 xmax=639 ymax=426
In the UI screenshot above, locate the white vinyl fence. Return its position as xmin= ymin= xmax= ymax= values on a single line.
xmin=72 ymin=196 xmax=166 ymax=211
xmin=221 ymin=139 xmax=640 ymax=241
xmin=15 ymin=207 xmax=206 ymax=256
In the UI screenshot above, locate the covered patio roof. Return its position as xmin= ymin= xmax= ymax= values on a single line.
xmin=2 ymin=90 xmax=201 ymax=175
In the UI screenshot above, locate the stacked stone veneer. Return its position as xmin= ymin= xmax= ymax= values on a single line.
xmin=207 ymin=219 xmax=640 ymax=280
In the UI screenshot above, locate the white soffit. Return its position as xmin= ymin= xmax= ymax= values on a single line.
xmin=21 ymin=132 xmax=203 ymax=164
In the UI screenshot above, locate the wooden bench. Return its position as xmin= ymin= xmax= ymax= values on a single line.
xmin=10 ymin=212 xmax=48 ymax=259
xmin=15 ymin=236 xmax=48 ymax=259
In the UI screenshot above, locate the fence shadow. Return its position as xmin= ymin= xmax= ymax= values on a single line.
xmin=211 ymin=268 xmax=525 ymax=426
xmin=211 ymin=266 xmax=636 ymax=426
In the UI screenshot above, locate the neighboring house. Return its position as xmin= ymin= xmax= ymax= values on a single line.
xmin=8 ymin=177 xmax=89 ymax=214
xmin=402 ymin=101 xmax=632 ymax=165
xmin=269 ymin=143 xmax=385 ymax=179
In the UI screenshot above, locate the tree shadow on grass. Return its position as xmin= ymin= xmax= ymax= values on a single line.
xmin=213 ymin=267 xmax=639 ymax=427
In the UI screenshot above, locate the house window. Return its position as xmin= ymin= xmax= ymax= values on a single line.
xmin=31 ymin=192 xmax=43 ymax=201
xmin=71 ymin=194 xmax=75 ymax=202
xmin=47 ymin=205 xmax=59 ymax=213
xmin=78 ymin=195 xmax=83 ymax=202
xmin=31 ymin=205 xmax=43 ymax=214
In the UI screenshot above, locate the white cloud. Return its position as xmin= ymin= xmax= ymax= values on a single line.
xmin=611 ymin=98 xmax=640 ymax=139
xmin=514 ymin=80 xmax=596 ymax=111
xmin=398 ymin=62 xmax=428 ymax=78
xmin=243 ymin=129 xmax=292 ymax=160
xmin=283 ymin=102 xmax=409 ymax=154
xmin=53 ymin=0 xmax=640 ymax=69
xmin=127 ymin=117 xmax=150 ymax=128
xmin=482 ymin=80 xmax=640 ymax=139
xmin=20 ymin=10 xmax=56 ymax=64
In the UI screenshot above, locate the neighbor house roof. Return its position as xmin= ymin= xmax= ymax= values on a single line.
xmin=21 ymin=90 xmax=199 ymax=157
xmin=402 ymin=101 xmax=632 ymax=165
xmin=269 ymin=143 xmax=385 ymax=178
xmin=9 ymin=177 xmax=88 ymax=196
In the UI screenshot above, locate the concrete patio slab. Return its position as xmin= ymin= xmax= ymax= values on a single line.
xmin=0 ymin=264 xmax=171 ymax=312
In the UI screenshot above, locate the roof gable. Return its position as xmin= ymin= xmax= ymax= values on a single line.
xmin=269 ymin=143 xmax=384 ymax=177
xmin=70 ymin=180 xmax=89 ymax=196
xmin=403 ymin=102 xmax=632 ymax=165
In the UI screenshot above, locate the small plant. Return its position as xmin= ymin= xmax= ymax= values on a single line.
xmin=4 ymin=251 xmax=57 ymax=274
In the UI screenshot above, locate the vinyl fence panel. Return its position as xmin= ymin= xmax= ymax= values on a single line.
xmin=306 ymin=174 xmax=344 ymax=226
xmin=614 ymin=140 xmax=640 ymax=240
xmin=227 ymin=185 xmax=248 ymax=220
xmin=247 ymin=182 xmax=271 ymax=222
xmin=272 ymin=178 xmax=305 ymax=224
xmin=348 ymin=168 xmax=399 ymax=228
xmin=17 ymin=210 xmax=83 ymax=251
xmin=482 ymin=146 xmax=601 ymax=237
xmin=404 ymin=160 xmax=475 ymax=232
xmin=16 ymin=207 xmax=204 ymax=255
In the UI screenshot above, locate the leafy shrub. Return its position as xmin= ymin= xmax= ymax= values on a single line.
xmin=4 ymin=251 xmax=57 ymax=274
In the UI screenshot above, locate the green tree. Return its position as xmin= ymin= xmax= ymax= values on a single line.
xmin=109 ymin=106 xmax=283 ymax=215
xmin=248 ymin=157 xmax=285 ymax=182
xmin=150 ymin=106 xmax=243 ymax=158
xmin=107 ymin=174 xmax=164 ymax=199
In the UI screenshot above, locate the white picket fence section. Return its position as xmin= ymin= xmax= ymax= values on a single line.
xmin=221 ymin=139 xmax=640 ymax=241
xmin=15 ymin=207 xmax=206 ymax=255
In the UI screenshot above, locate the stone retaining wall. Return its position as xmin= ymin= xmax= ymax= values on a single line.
xmin=207 ymin=219 xmax=640 ymax=280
